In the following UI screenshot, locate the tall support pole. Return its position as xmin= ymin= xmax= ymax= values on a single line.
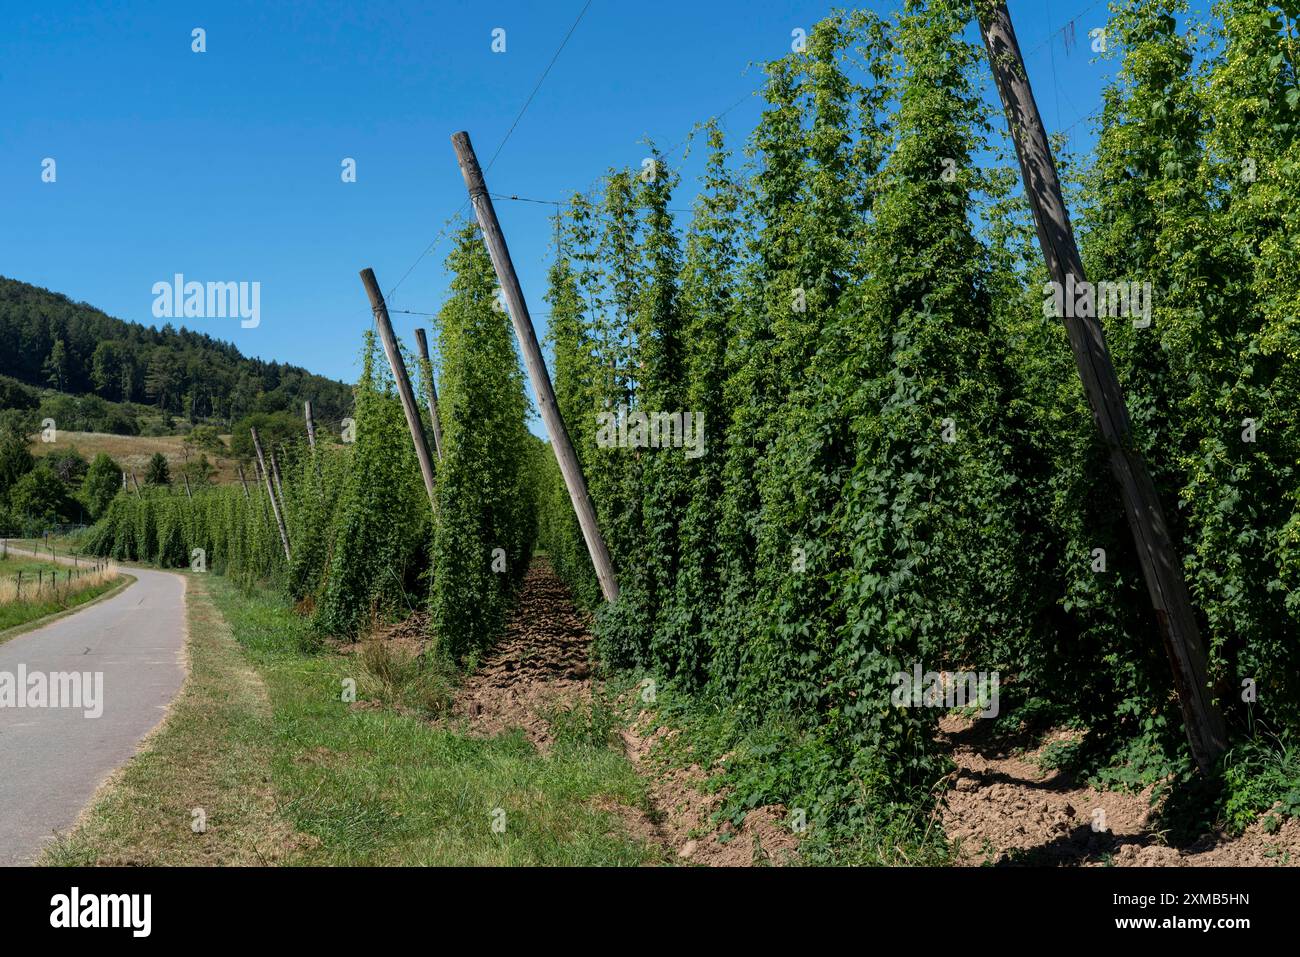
xmin=250 ymin=427 xmax=292 ymax=562
xmin=975 ymin=0 xmax=1227 ymax=773
xmin=413 ymin=328 xmax=445 ymax=461
xmin=451 ymin=130 xmax=620 ymax=603
xmin=360 ymin=268 xmax=440 ymax=514
xmin=304 ymin=400 xmax=318 ymax=451
xmin=269 ymin=447 xmax=286 ymax=503
xmin=253 ymin=458 xmax=272 ymax=526
xmin=182 ymin=472 xmax=192 ymax=500
xmin=237 ymin=463 xmax=251 ymax=500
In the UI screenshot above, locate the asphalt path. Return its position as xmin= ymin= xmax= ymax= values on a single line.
xmin=0 ymin=547 xmax=186 ymax=864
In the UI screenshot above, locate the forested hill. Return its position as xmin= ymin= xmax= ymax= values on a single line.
xmin=0 ymin=276 xmax=352 ymax=426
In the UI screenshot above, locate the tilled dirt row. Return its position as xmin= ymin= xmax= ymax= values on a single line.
xmin=452 ymin=558 xmax=593 ymax=749
xmin=451 ymin=558 xmax=795 ymax=866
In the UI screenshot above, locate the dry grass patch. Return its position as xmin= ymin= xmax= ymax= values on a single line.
xmin=30 ymin=431 xmax=243 ymax=485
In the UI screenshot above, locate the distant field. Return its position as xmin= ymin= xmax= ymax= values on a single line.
xmin=30 ymin=431 xmax=243 ymax=485
xmin=0 ymin=549 xmax=124 ymax=636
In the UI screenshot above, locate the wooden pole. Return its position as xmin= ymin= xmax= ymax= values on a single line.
xmin=269 ymin=447 xmax=286 ymax=503
xmin=237 ymin=463 xmax=251 ymax=500
xmin=182 ymin=472 xmax=192 ymax=500
xmin=304 ymin=400 xmax=318 ymax=451
xmin=975 ymin=0 xmax=1227 ymax=773
xmin=413 ymin=328 xmax=445 ymax=461
xmin=130 ymin=472 xmax=141 ymax=494
xmin=451 ymin=130 xmax=620 ymax=603
xmin=253 ymin=459 xmax=272 ymax=525
xmin=359 ymin=268 xmax=440 ymax=512
xmin=250 ymin=426 xmax=292 ymax=562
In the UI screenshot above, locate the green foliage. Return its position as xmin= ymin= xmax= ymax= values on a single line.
xmin=144 ymin=452 xmax=171 ymax=486
xmin=43 ymin=447 xmax=88 ymax=485
xmin=185 ymin=425 xmax=226 ymax=455
xmin=80 ymin=452 xmax=122 ymax=520
xmin=530 ymin=0 xmax=1300 ymax=852
xmin=429 ymin=226 xmax=537 ymax=661
xmin=228 ymin=411 xmax=304 ymax=460
xmin=1221 ymin=737 xmax=1300 ymax=835
xmin=8 ymin=463 xmax=75 ymax=526
xmin=314 ymin=332 xmax=429 ymax=639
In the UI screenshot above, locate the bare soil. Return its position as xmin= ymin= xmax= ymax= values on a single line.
xmin=940 ymin=714 xmax=1300 ymax=866
xmin=620 ymin=712 xmax=799 ymax=867
xmin=451 ymin=559 xmax=594 ymax=750
xmin=449 ymin=558 xmax=797 ymax=865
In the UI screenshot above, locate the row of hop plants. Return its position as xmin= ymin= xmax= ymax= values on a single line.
xmin=534 ymin=0 xmax=1300 ymax=851
xmin=82 ymin=301 xmax=538 ymax=661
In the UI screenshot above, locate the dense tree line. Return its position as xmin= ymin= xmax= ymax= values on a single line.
xmin=0 ymin=277 xmax=352 ymax=430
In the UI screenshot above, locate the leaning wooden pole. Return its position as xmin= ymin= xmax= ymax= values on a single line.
xmin=360 ymin=268 xmax=440 ymax=513
xmin=269 ymin=447 xmax=286 ymax=503
xmin=236 ymin=463 xmax=251 ymax=500
xmin=250 ymin=426 xmax=292 ymax=562
xmin=182 ymin=472 xmax=192 ymax=500
xmin=975 ymin=0 xmax=1227 ymax=773
xmin=304 ymin=400 xmax=318 ymax=451
xmin=252 ymin=459 xmax=272 ymax=525
xmin=451 ymin=130 xmax=620 ymax=603
xmin=413 ymin=328 xmax=445 ymax=461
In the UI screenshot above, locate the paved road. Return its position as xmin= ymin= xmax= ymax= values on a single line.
xmin=0 ymin=549 xmax=186 ymax=864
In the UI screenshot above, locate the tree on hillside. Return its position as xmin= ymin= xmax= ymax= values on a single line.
xmin=144 ymin=452 xmax=171 ymax=486
xmin=90 ymin=340 xmax=128 ymax=401
xmin=44 ymin=447 xmax=88 ymax=485
xmin=81 ymin=452 xmax=122 ymax=519
xmin=0 ymin=429 xmax=35 ymax=503
xmin=228 ymin=412 xmax=302 ymax=460
xmin=43 ymin=338 xmax=70 ymax=391
xmin=184 ymin=424 xmax=226 ymax=458
xmin=9 ymin=464 xmax=74 ymax=525
xmin=144 ymin=351 xmax=179 ymax=412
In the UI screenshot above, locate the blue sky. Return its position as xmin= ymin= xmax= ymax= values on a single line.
xmin=2 ymin=0 xmax=1126 ymax=421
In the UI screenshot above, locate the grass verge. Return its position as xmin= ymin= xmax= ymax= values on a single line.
xmin=0 ymin=552 xmax=126 ymax=640
xmin=44 ymin=573 xmax=657 ymax=866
